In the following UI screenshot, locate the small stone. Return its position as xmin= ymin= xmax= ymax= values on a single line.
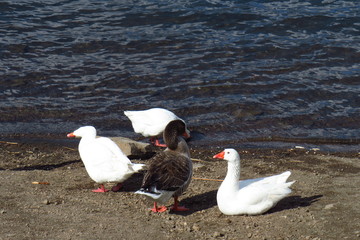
xmin=192 ymin=224 xmax=200 ymax=231
xmin=109 ymin=136 xmax=154 ymax=157
xmin=248 ymin=233 xmax=252 ymax=238
xmin=213 ymin=231 xmax=223 ymax=237
xmin=0 ymin=209 xmax=6 ymax=214
xmin=193 ymin=163 xmax=204 ymax=169
xmin=42 ymin=199 xmax=50 ymax=205
xmin=324 ymin=204 xmax=334 ymax=210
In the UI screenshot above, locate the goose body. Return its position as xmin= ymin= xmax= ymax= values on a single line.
xmin=124 ymin=108 xmax=190 ymax=146
xmin=135 ymin=120 xmax=192 ymax=212
xmin=67 ymin=126 xmax=145 ymax=192
xmin=213 ymin=149 xmax=294 ymax=215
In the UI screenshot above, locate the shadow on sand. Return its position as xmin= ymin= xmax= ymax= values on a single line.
xmin=171 ymin=193 xmax=322 ymax=216
xmin=6 ymin=160 xmax=80 ymax=171
xmin=267 ymin=194 xmax=323 ymax=214
xmin=169 ymin=189 xmax=218 ymax=216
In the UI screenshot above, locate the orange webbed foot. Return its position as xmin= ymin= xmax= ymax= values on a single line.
xmin=92 ymin=184 xmax=109 ymax=193
xmin=170 ymin=205 xmax=189 ymax=211
xmin=150 ymin=202 xmax=167 ymax=213
xmin=171 ymin=197 xmax=189 ymax=211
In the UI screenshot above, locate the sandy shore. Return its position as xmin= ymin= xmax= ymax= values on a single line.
xmin=0 ymin=135 xmax=359 ymax=240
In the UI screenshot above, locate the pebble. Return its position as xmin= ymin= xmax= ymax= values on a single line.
xmin=192 ymin=224 xmax=200 ymax=231
xmin=213 ymin=231 xmax=223 ymax=238
xmin=324 ymin=204 xmax=334 ymax=210
xmin=42 ymin=199 xmax=50 ymax=205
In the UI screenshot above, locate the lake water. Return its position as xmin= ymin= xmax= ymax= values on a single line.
xmin=0 ymin=0 xmax=359 ymax=151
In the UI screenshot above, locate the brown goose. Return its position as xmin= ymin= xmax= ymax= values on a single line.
xmin=135 ymin=120 xmax=192 ymax=212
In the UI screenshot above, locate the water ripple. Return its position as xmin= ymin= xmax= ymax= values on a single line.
xmin=0 ymin=0 xmax=359 ymax=147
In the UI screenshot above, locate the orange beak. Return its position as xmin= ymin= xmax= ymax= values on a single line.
xmin=183 ymin=131 xmax=190 ymax=139
xmin=67 ymin=132 xmax=76 ymax=138
xmin=213 ymin=151 xmax=225 ymax=159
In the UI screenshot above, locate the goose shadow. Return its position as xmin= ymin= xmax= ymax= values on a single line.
xmin=119 ymin=172 xmax=145 ymax=192
xmin=169 ymin=189 xmax=218 ymax=216
xmin=266 ymin=194 xmax=323 ymax=214
xmin=170 ymin=193 xmax=322 ymax=216
xmin=120 ymin=174 xmax=217 ymax=215
xmin=8 ymin=160 xmax=80 ymax=171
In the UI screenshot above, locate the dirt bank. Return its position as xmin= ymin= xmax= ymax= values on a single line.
xmin=0 ymin=136 xmax=359 ymax=240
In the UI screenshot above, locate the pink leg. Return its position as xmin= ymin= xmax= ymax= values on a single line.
xmin=150 ymin=137 xmax=167 ymax=147
xmin=151 ymin=202 xmax=167 ymax=213
xmin=170 ymin=197 xmax=189 ymax=211
xmin=111 ymin=183 xmax=123 ymax=192
xmin=92 ymin=184 xmax=109 ymax=193
xmin=154 ymin=138 xmax=167 ymax=147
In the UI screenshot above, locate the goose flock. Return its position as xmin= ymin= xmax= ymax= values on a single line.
xmin=67 ymin=107 xmax=295 ymax=215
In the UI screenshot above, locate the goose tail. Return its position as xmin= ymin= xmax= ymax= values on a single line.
xmin=132 ymin=163 xmax=146 ymax=172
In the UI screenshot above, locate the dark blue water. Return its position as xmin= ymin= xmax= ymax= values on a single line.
xmin=0 ymin=0 xmax=359 ymax=150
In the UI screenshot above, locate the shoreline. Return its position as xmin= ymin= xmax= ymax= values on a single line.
xmin=1 ymin=132 xmax=358 ymax=155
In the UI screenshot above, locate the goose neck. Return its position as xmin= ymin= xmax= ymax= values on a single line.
xmin=224 ymin=160 xmax=241 ymax=183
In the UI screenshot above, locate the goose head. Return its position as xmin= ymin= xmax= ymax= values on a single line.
xmin=213 ymin=148 xmax=240 ymax=163
xmin=163 ymin=120 xmax=189 ymax=150
xmin=67 ymin=126 xmax=97 ymax=138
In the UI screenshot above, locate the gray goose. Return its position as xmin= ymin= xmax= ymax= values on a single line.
xmin=135 ymin=120 xmax=192 ymax=212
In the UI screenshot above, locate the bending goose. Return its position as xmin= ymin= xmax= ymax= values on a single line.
xmin=67 ymin=126 xmax=145 ymax=192
xmin=213 ymin=149 xmax=294 ymax=215
xmin=124 ymin=108 xmax=190 ymax=147
xmin=135 ymin=120 xmax=192 ymax=212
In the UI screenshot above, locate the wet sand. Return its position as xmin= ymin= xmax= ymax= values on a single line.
xmin=0 ymin=135 xmax=359 ymax=239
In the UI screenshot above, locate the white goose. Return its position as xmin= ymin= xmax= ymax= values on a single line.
xmin=67 ymin=126 xmax=145 ymax=192
xmin=135 ymin=120 xmax=192 ymax=213
xmin=213 ymin=149 xmax=295 ymax=215
xmin=124 ymin=108 xmax=190 ymax=147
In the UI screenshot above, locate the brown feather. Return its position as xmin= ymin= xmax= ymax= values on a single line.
xmin=141 ymin=150 xmax=191 ymax=192
xmin=163 ymin=120 xmax=186 ymax=150
xmin=140 ymin=120 xmax=192 ymax=196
